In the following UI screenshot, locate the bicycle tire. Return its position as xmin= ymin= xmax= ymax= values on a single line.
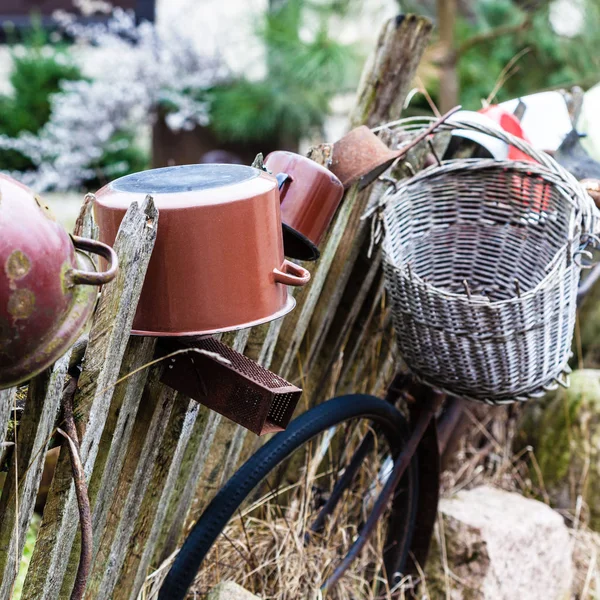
xmin=159 ymin=394 xmax=419 ymax=599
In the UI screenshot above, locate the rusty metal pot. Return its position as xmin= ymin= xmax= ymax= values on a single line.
xmin=0 ymin=175 xmax=118 ymax=389
xmin=264 ymin=151 xmax=344 ymax=261
xmin=329 ymin=126 xmax=405 ymax=189
xmin=93 ymin=164 xmax=311 ymax=337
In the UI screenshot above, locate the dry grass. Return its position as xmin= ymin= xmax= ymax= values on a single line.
xmin=144 ymin=501 xmax=414 ymax=600
xmin=571 ymin=529 xmax=600 ymax=599
xmin=142 ymin=400 xmax=600 ymax=599
xmin=142 ymin=422 xmax=416 ymax=600
xmin=439 ymin=402 xmax=542 ymax=499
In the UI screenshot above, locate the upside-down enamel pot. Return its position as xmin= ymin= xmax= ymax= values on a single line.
xmin=93 ymin=164 xmax=310 ymax=336
xmin=264 ymin=151 xmax=344 ymax=261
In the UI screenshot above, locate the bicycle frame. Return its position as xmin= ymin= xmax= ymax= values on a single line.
xmin=318 ymin=259 xmax=600 ymax=591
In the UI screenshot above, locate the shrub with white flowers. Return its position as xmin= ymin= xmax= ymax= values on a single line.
xmin=0 ymin=8 xmax=229 ymax=191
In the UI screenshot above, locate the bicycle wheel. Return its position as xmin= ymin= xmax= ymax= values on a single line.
xmin=159 ymin=394 xmax=419 ymax=600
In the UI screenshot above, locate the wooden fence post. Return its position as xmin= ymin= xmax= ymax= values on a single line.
xmin=0 ymin=355 xmax=71 ymax=599
xmin=21 ymin=197 xmax=158 ymax=600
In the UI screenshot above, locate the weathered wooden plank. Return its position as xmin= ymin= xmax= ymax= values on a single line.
xmin=244 ymin=296 xmax=293 ymax=365
xmin=84 ymin=379 xmax=178 ymax=599
xmin=0 ymin=388 xmax=15 ymax=448
xmin=302 ymin=181 xmax=386 ymax=377
xmin=306 ymin=129 xmax=450 ymax=403
xmin=338 ymin=277 xmax=386 ymax=394
xmin=141 ymin=330 xmax=249 ymax=570
xmin=74 ymin=193 xmax=99 ymax=241
xmin=305 ymin=249 xmax=384 ymax=400
xmin=274 ymin=186 xmax=363 ymax=379
xmin=78 ymin=367 xmax=165 ymax=598
xmin=22 ymin=197 xmax=158 ymax=600
xmin=218 ymin=323 xmax=283 ymax=481
xmin=350 ymin=14 xmax=433 ymax=129
xmin=58 ymin=336 xmax=157 ymax=597
xmin=344 ymin=308 xmax=393 ymax=396
xmin=116 ymin=397 xmax=200 ymax=599
xmin=290 ymin=17 xmax=433 ymax=385
xmin=219 ymin=424 xmax=249 ymax=484
xmin=88 ymin=337 xmax=157 ymax=543
xmin=269 ymin=16 xmax=432 ymax=382
xmin=154 ymin=408 xmax=221 ymax=564
xmin=186 ymin=329 xmax=251 ymax=496
xmin=0 ymin=353 xmax=71 ymax=600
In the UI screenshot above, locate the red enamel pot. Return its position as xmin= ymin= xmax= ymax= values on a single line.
xmin=0 ymin=175 xmax=118 ymax=389
xmin=264 ymin=151 xmax=344 ymax=261
xmin=93 ymin=164 xmax=311 ymax=337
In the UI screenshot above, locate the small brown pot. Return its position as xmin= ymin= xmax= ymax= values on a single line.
xmin=264 ymin=151 xmax=344 ymax=261
xmin=93 ymin=164 xmax=310 ymax=336
xmin=330 ymin=126 xmax=405 ymax=189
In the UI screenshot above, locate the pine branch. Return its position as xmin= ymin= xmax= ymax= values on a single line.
xmin=457 ymin=16 xmax=531 ymax=56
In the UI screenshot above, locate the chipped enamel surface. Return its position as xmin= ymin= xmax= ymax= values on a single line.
xmin=0 ymin=175 xmax=99 ymax=388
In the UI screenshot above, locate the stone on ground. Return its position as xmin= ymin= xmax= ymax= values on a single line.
xmin=208 ymin=581 xmax=260 ymax=600
xmin=425 ymin=486 xmax=572 ymax=600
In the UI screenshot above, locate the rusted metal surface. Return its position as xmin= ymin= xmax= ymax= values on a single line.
xmin=0 ymin=175 xmax=117 ymax=389
xmin=94 ymin=165 xmax=310 ymax=336
xmin=58 ymin=377 xmax=92 ymax=600
xmin=265 ymin=151 xmax=344 ymax=261
xmin=69 ymin=236 xmax=118 ymax=286
xmin=161 ymin=336 xmax=302 ymax=435
xmin=330 ymin=108 xmax=460 ymax=191
xmin=407 ymin=394 xmax=441 ymax=576
xmin=437 ymin=396 xmax=469 ymax=471
xmin=330 ymin=126 xmax=405 ymax=189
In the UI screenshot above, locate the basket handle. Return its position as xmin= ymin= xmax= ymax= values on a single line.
xmin=371 ymin=116 xmax=600 ymax=240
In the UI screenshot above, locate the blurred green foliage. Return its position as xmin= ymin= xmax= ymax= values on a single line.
xmin=84 ymin=130 xmax=149 ymax=191
xmin=0 ymin=20 xmax=148 ymax=185
xmin=0 ymin=27 xmax=80 ymax=171
xmin=454 ymin=0 xmax=600 ymax=109
xmin=405 ymin=0 xmax=600 ymax=111
xmin=209 ymin=0 xmax=359 ymax=145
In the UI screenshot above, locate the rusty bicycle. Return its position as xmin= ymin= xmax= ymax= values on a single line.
xmin=159 ymin=118 xmax=600 ymax=599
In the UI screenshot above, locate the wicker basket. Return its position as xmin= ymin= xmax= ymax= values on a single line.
xmin=378 ymin=119 xmax=600 ymax=404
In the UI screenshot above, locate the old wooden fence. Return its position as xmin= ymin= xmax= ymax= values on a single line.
xmin=0 ymin=14 xmax=432 ymax=600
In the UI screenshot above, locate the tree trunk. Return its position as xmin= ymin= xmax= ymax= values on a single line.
xmin=437 ymin=0 xmax=459 ymax=112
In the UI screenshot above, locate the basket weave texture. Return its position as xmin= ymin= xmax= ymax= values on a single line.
xmin=381 ymin=120 xmax=600 ymax=404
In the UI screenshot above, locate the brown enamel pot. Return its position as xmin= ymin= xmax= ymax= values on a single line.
xmin=93 ymin=164 xmax=310 ymax=337
xmin=264 ymin=151 xmax=344 ymax=261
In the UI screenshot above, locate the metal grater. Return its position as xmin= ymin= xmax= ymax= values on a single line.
xmin=159 ymin=337 xmax=302 ymax=435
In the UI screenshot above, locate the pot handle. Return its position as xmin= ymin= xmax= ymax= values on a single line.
xmin=273 ymin=260 xmax=310 ymax=287
xmin=69 ymin=235 xmax=119 ymax=286
xmin=276 ymin=172 xmax=292 ymax=192
xmin=275 ymin=172 xmax=294 ymax=204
